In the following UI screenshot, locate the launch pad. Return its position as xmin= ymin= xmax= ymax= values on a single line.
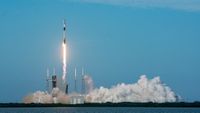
xmin=44 ymin=20 xmax=86 ymax=104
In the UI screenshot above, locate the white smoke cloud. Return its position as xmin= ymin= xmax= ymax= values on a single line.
xmin=24 ymin=75 xmax=180 ymax=104
xmin=84 ymin=75 xmax=93 ymax=94
xmin=70 ymin=0 xmax=200 ymax=12
xmin=85 ymin=75 xmax=180 ymax=103
xmin=23 ymin=91 xmax=53 ymax=104
xmin=23 ymin=88 xmax=70 ymax=104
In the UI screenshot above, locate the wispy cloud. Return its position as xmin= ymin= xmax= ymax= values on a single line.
xmin=71 ymin=0 xmax=200 ymax=12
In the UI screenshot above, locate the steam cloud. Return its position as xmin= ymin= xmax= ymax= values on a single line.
xmin=84 ymin=75 xmax=93 ymax=94
xmin=85 ymin=75 xmax=179 ymax=103
xmin=23 ymin=75 xmax=180 ymax=103
xmin=23 ymin=88 xmax=70 ymax=104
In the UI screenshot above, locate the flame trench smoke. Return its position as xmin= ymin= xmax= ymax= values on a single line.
xmin=23 ymin=75 xmax=180 ymax=103
xmin=62 ymin=41 xmax=67 ymax=82
xmin=86 ymin=75 xmax=180 ymax=103
xmin=23 ymin=75 xmax=94 ymax=104
xmin=84 ymin=75 xmax=94 ymax=94
xmin=23 ymin=88 xmax=70 ymax=104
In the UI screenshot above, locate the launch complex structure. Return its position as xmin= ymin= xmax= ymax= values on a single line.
xmin=45 ymin=20 xmax=86 ymax=104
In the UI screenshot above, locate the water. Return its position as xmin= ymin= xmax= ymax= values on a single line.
xmin=0 ymin=107 xmax=199 ymax=113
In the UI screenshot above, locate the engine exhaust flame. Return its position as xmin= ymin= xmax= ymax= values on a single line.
xmin=62 ymin=40 xmax=67 ymax=82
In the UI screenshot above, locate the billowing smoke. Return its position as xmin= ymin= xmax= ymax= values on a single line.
xmin=23 ymin=91 xmax=53 ymax=103
xmin=85 ymin=75 xmax=180 ymax=103
xmin=24 ymin=75 xmax=180 ymax=103
xmin=23 ymin=88 xmax=70 ymax=104
xmin=84 ymin=75 xmax=93 ymax=94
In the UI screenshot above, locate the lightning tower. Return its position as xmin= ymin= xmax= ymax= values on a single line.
xmin=74 ymin=67 xmax=77 ymax=92
xmin=81 ymin=68 xmax=85 ymax=94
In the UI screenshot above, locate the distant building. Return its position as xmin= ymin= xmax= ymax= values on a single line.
xmin=70 ymin=94 xmax=85 ymax=104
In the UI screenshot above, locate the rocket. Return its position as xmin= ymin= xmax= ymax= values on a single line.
xmin=62 ymin=19 xmax=68 ymax=93
xmin=63 ymin=19 xmax=66 ymax=44
xmin=63 ymin=37 xmax=66 ymax=44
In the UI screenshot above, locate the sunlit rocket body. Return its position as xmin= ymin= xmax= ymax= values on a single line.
xmin=63 ymin=21 xmax=66 ymax=44
xmin=62 ymin=20 xmax=67 ymax=82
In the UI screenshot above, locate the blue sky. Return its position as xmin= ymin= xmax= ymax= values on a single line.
xmin=0 ymin=0 xmax=200 ymax=102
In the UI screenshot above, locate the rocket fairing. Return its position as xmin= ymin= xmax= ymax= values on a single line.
xmin=63 ymin=19 xmax=66 ymax=31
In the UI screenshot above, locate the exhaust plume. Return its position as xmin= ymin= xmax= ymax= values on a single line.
xmin=85 ymin=75 xmax=180 ymax=103
xmin=62 ymin=41 xmax=67 ymax=82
